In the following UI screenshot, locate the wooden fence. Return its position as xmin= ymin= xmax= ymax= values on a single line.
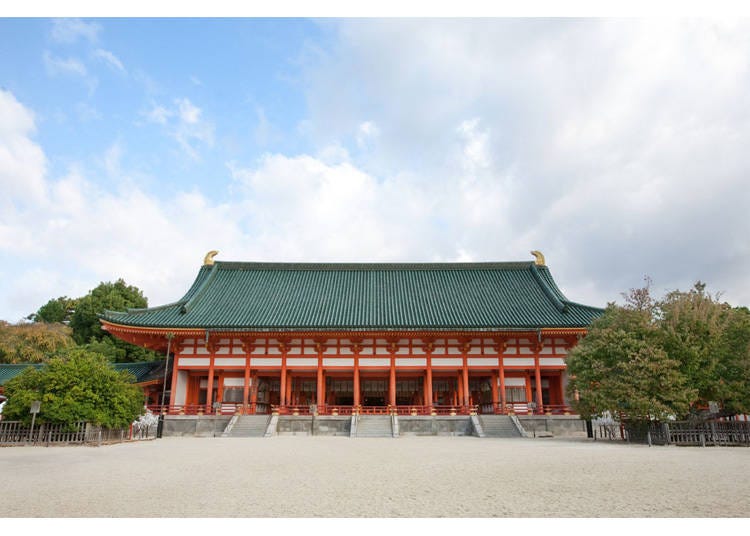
xmin=622 ymin=420 xmax=750 ymax=447
xmin=0 ymin=420 xmax=158 ymax=446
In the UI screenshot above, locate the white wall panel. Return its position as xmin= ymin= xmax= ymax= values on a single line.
xmin=178 ymin=357 xmax=210 ymax=366
xmin=214 ymin=358 xmax=245 ymax=367
xmin=395 ymin=358 xmax=426 ymax=367
xmin=504 ymin=358 xmax=535 ymax=366
xmin=287 ymin=358 xmax=318 ymax=367
xmin=250 ymin=358 xmax=282 ymax=366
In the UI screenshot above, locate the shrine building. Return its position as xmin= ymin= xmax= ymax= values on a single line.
xmin=100 ymin=251 xmax=603 ymax=418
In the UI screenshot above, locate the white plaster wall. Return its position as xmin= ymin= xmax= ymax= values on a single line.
xmin=174 ymin=370 xmax=189 ymax=405
xmin=395 ymin=358 xmax=426 ymax=367
xmin=504 ymin=358 xmax=534 ymax=366
xmin=178 ymin=357 xmax=210 ymax=367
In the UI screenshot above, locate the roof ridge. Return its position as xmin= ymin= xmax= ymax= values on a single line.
xmin=530 ymin=264 xmax=569 ymax=313
xmin=180 ymin=263 xmax=219 ymax=315
xmin=211 ymin=260 xmax=536 ymax=271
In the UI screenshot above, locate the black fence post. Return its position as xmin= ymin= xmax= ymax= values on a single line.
xmin=157 ymin=414 xmax=164 ymax=439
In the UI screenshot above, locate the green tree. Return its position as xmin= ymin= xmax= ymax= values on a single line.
xmin=0 ymin=321 xmax=76 ymax=364
xmin=70 ymin=279 xmax=147 ymax=344
xmin=712 ymin=306 xmax=750 ymax=415
xmin=568 ymin=281 xmax=750 ymax=420
xmin=69 ymin=279 xmax=159 ymax=362
xmin=2 ymin=347 xmax=145 ymax=428
xmin=567 ymin=301 xmax=696 ymax=420
xmin=28 ymin=296 xmax=78 ymax=323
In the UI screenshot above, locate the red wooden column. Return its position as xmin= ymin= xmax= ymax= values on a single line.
xmin=352 ymin=341 xmax=361 ymax=408
xmin=456 ymin=371 xmax=463 ymax=407
xmin=499 ymin=361 xmax=507 ymax=413
xmin=525 ymin=371 xmax=532 ymax=406
xmin=425 ymin=342 xmax=434 ymax=410
xmin=461 ymin=351 xmax=470 ymax=408
xmin=167 ymin=337 xmax=180 ymax=408
xmin=242 ymin=356 xmax=251 ymax=412
xmin=250 ymin=372 xmax=258 ymax=413
xmin=316 ymin=341 xmax=325 ymax=408
xmin=206 ymin=354 xmax=215 ymax=414
xmin=389 ymin=356 xmax=396 ymax=408
xmin=490 ymin=370 xmax=499 ymax=413
xmin=534 ymin=355 xmax=543 ymax=413
xmin=280 ymin=351 xmax=287 ymax=409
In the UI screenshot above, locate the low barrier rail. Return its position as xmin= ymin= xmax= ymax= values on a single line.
xmin=0 ymin=420 xmax=157 ymax=446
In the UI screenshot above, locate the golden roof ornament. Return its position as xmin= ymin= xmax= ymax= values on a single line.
xmin=203 ymin=250 xmax=219 ymax=266
xmin=530 ymin=250 xmax=545 ymax=266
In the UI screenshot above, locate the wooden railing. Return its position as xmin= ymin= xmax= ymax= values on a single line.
xmin=0 ymin=420 xmax=156 ymax=446
xmin=146 ymin=403 xmax=261 ymax=415
xmin=484 ymin=403 xmax=575 ymax=415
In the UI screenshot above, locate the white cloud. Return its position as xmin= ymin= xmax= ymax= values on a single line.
xmin=356 ymin=121 xmax=380 ymax=149
xmin=0 ymin=90 xmax=47 ymax=205
xmin=93 ymin=49 xmax=125 ymax=73
xmin=176 ymin=98 xmax=201 ymax=124
xmin=0 ymin=92 xmax=238 ymax=321
xmin=143 ymin=104 xmax=172 ymax=125
xmin=43 ymin=51 xmax=98 ymax=94
xmin=43 ymin=51 xmax=87 ymax=77
xmin=50 ymin=19 xmax=101 ymax=44
xmin=302 ymin=19 xmax=750 ymax=307
xmin=141 ymin=98 xmax=214 ymax=159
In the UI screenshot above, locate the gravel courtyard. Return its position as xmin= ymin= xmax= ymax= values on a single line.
xmin=2 ymin=436 xmax=748 ymax=517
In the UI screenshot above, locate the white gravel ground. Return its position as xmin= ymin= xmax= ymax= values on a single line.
xmin=1 ymin=436 xmax=748 ymax=517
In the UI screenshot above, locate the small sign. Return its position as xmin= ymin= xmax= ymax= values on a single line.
xmin=708 ymin=401 xmax=719 ymax=414
xmin=30 ymin=400 xmax=41 ymax=414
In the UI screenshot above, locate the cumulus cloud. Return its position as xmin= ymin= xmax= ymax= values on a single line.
xmin=0 ymin=91 xmax=238 ymax=321
xmin=303 ymin=19 xmax=750 ymax=307
xmin=0 ymin=90 xmax=47 ymax=205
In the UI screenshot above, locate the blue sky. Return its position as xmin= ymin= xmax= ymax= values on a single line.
xmin=2 ymin=18 xmax=750 ymax=321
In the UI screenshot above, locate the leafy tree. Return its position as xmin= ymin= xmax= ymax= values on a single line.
xmin=713 ymin=306 xmax=750 ymax=415
xmin=2 ymin=347 xmax=145 ymax=428
xmin=70 ymin=279 xmax=147 ymax=344
xmin=567 ymin=301 xmax=695 ymax=420
xmin=0 ymin=321 xmax=76 ymax=364
xmin=28 ymin=296 xmax=78 ymax=323
xmin=69 ymin=279 xmax=159 ymax=362
xmin=568 ymin=280 xmax=750 ymax=420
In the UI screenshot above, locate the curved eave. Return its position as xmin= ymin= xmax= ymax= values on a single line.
xmin=101 ymin=319 xmax=590 ymax=339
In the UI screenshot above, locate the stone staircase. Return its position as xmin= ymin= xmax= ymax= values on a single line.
xmin=224 ymin=415 xmax=271 ymax=437
xmin=354 ymin=415 xmax=394 ymax=438
xmin=478 ymin=415 xmax=523 ymax=438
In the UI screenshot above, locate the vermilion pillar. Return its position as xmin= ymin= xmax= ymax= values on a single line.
xmin=250 ymin=372 xmax=258 ymax=413
xmin=499 ymin=362 xmax=507 ymax=413
xmin=457 ymin=372 xmax=463 ymax=407
xmin=389 ymin=357 xmax=396 ymax=407
xmin=242 ymin=357 xmax=251 ymax=409
xmin=280 ymin=355 xmax=287 ymax=408
xmin=462 ymin=358 xmax=470 ymax=407
xmin=206 ymin=355 xmax=215 ymax=413
xmin=490 ymin=370 xmax=498 ymax=412
xmin=353 ymin=356 xmax=360 ymax=407
xmin=534 ymin=355 xmax=543 ymax=413
xmin=316 ymin=357 xmax=325 ymax=408
xmin=425 ymin=355 xmax=433 ymax=408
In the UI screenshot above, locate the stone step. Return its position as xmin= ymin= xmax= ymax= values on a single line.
xmin=227 ymin=416 xmax=270 ymax=437
xmin=478 ymin=416 xmax=521 ymax=438
xmin=356 ymin=416 xmax=393 ymax=438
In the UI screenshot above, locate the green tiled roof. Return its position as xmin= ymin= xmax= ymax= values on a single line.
xmin=101 ymin=260 xmax=603 ymax=331
xmin=0 ymin=361 xmax=164 ymax=386
xmin=0 ymin=364 xmax=44 ymax=386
